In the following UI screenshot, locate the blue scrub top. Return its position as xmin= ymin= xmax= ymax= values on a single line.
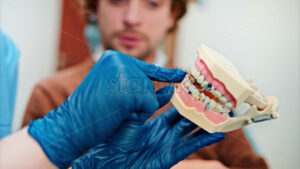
xmin=0 ymin=30 xmax=20 ymax=138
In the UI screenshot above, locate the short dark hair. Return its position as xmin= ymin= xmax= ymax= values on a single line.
xmin=85 ymin=0 xmax=188 ymax=31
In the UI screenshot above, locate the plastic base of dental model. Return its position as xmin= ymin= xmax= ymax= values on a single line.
xmin=171 ymin=45 xmax=279 ymax=133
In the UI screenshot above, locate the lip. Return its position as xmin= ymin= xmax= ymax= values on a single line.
xmin=119 ymin=34 xmax=141 ymax=47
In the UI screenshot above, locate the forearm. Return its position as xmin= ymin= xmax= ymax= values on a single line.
xmin=172 ymin=160 xmax=229 ymax=169
xmin=0 ymin=127 xmax=58 ymax=169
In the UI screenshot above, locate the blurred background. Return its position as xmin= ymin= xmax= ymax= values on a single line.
xmin=0 ymin=0 xmax=299 ymax=168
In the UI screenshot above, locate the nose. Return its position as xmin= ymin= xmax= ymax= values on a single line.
xmin=123 ymin=1 xmax=141 ymax=27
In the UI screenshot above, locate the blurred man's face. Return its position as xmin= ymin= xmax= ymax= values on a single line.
xmin=97 ymin=0 xmax=175 ymax=60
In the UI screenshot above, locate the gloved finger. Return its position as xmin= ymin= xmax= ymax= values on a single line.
xmin=155 ymin=85 xmax=174 ymax=109
xmin=72 ymin=153 xmax=94 ymax=169
xmin=132 ymin=58 xmax=186 ymax=82
xmin=172 ymin=118 xmax=198 ymax=138
xmin=160 ymin=106 xmax=183 ymax=126
xmin=183 ymin=128 xmax=208 ymax=140
xmin=105 ymin=121 xmax=146 ymax=149
xmin=173 ymin=133 xmax=225 ymax=162
xmin=133 ymin=91 xmax=159 ymax=121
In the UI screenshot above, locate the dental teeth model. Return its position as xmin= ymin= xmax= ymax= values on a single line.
xmin=171 ymin=45 xmax=279 ymax=133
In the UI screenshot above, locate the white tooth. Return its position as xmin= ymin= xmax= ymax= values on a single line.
xmin=182 ymin=78 xmax=187 ymax=84
xmin=209 ymin=99 xmax=217 ymax=109
xmin=192 ymin=89 xmax=199 ymax=98
xmin=189 ymin=86 xmax=194 ymax=92
xmin=216 ymin=104 xmax=223 ymax=112
xmin=183 ymin=77 xmax=189 ymax=86
xmin=191 ymin=67 xmax=198 ymax=77
xmin=204 ymin=96 xmax=210 ymax=105
xmin=200 ymin=93 xmax=205 ymax=101
xmin=197 ymin=75 xmax=205 ymax=83
xmin=186 ymin=79 xmax=193 ymax=87
xmin=219 ymin=96 xmax=228 ymax=103
xmin=187 ymin=84 xmax=191 ymax=90
xmin=185 ymin=74 xmax=190 ymax=79
xmin=222 ymin=112 xmax=228 ymax=117
xmin=223 ymin=108 xmax=230 ymax=114
xmin=190 ymin=86 xmax=195 ymax=92
xmin=183 ymin=75 xmax=188 ymax=82
xmin=212 ymin=90 xmax=222 ymax=98
xmin=203 ymin=82 xmax=213 ymax=91
xmin=225 ymin=102 xmax=233 ymax=109
xmin=201 ymin=81 xmax=208 ymax=88
xmin=191 ymin=66 xmax=202 ymax=78
xmin=195 ymin=89 xmax=200 ymax=96
xmin=189 ymin=88 xmax=196 ymax=95
xmin=185 ymin=76 xmax=190 ymax=83
xmin=184 ymin=81 xmax=189 ymax=88
xmin=192 ymin=85 xmax=198 ymax=92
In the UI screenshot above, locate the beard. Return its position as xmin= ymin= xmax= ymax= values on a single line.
xmin=102 ymin=30 xmax=154 ymax=61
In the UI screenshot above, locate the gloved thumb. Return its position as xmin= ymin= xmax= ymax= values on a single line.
xmin=173 ymin=133 xmax=225 ymax=163
xmin=131 ymin=85 xmax=174 ymax=122
xmin=155 ymin=85 xmax=175 ymax=109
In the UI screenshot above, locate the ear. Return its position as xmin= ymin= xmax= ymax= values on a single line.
xmin=167 ymin=12 xmax=177 ymax=32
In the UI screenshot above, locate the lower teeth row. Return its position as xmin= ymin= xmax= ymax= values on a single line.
xmin=182 ymin=74 xmax=233 ymax=116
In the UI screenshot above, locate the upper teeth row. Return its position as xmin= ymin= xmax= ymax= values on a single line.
xmin=190 ymin=66 xmax=233 ymax=109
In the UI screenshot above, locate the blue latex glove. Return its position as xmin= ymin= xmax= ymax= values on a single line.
xmin=0 ymin=30 xmax=20 ymax=138
xmin=72 ymin=106 xmax=226 ymax=169
xmin=28 ymin=50 xmax=186 ymax=169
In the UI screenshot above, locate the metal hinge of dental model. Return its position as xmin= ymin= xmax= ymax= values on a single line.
xmin=243 ymin=79 xmax=279 ymax=125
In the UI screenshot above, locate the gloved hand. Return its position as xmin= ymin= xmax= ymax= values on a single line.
xmin=72 ymin=106 xmax=225 ymax=169
xmin=28 ymin=50 xmax=186 ymax=169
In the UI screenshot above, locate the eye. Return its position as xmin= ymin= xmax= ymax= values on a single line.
xmin=109 ymin=0 xmax=126 ymax=5
xmin=147 ymin=0 xmax=159 ymax=8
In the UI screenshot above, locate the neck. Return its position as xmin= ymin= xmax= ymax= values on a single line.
xmin=142 ymin=51 xmax=155 ymax=64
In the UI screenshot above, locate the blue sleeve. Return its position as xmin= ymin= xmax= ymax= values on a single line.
xmin=0 ymin=30 xmax=20 ymax=138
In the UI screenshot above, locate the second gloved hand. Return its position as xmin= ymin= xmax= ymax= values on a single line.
xmin=72 ymin=106 xmax=226 ymax=169
xmin=28 ymin=50 xmax=186 ymax=169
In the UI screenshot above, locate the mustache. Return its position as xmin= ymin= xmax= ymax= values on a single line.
xmin=113 ymin=29 xmax=148 ymax=40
